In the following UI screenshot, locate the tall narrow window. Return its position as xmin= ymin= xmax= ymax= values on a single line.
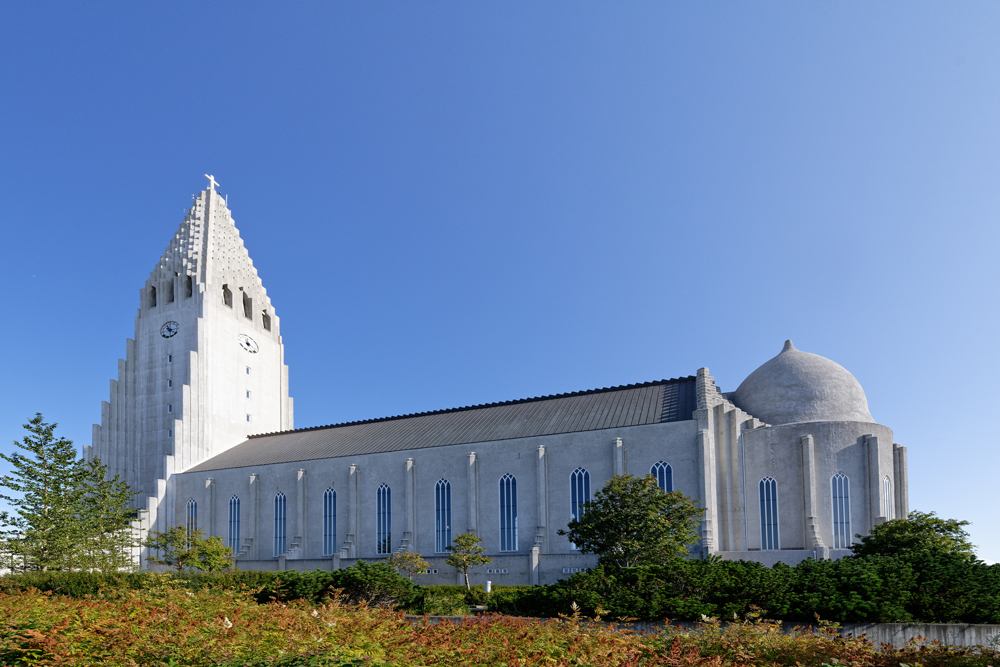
xmin=274 ymin=492 xmax=286 ymax=557
xmin=435 ymin=479 xmax=452 ymax=553
xmin=882 ymin=476 xmax=894 ymax=521
xmin=499 ymin=474 xmax=518 ymax=552
xmin=242 ymin=291 xmax=252 ymax=319
xmin=166 ymin=280 xmax=175 ymax=303
xmin=569 ymin=468 xmax=590 ymax=550
xmin=831 ymin=473 xmax=851 ymax=549
xmin=184 ymin=275 xmax=193 ymax=298
xmin=376 ymin=484 xmax=391 ymax=554
xmin=262 ymin=310 xmax=272 ymax=331
xmin=222 ymin=284 xmax=233 ymax=308
xmin=229 ymin=495 xmax=241 ymax=554
xmin=149 ymin=285 xmax=157 ymax=308
xmin=186 ymin=499 xmax=197 ymax=546
xmin=650 ymin=461 xmax=673 ymax=492
xmin=759 ymin=477 xmax=779 ymax=550
xmin=323 ymin=488 xmax=337 ymax=556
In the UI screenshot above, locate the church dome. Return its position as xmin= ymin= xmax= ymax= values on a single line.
xmin=731 ymin=340 xmax=874 ymax=425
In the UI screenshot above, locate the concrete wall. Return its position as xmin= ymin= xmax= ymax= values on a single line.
xmin=171 ymin=419 xmax=697 ymax=585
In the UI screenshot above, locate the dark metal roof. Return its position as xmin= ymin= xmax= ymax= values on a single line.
xmin=186 ymin=376 xmax=697 ymax=472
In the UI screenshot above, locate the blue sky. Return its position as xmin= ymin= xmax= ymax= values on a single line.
xmin=2 ymin=3 xmax=998 ymax=561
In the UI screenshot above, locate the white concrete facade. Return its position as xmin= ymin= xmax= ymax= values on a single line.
xmin=97 ymin=181 xmax=909 ymax=582
xmin=91 ymin=180 xmax=293 ymax=547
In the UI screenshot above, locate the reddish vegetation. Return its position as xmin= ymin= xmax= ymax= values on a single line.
xmin=0 ymin=581 xmax=996 ymax=666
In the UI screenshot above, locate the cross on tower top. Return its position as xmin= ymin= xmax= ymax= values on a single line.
xmin=204 ymin=174 xmax=220 ymax=191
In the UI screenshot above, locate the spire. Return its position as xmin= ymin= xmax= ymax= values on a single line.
xmin=782 ymin=339 xmax=796 ymax=353
xmin=143 ymin=178 xmax=273 ymax=318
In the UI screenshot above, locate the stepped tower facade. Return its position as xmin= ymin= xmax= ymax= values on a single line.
xmin=90 ymin=176 xmax=293 ymax=540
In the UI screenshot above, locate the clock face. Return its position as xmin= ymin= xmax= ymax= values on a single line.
xmin=238 ymin=334 xmax=259 ymax=354
xmin=160 ymin=321 xmax=179 ymax=338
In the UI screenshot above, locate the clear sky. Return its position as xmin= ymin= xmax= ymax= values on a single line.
xmin=1 ymin=3 xmax=998 ymax=561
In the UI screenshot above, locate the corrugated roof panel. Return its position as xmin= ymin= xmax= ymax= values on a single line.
xmin=187 ymin=377 xmax=697 ymax=472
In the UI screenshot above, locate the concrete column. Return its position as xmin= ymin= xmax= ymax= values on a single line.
xmin=800 ymin=435 xmax=824 ymax=550
xmin=893 ymin=444 xmax=909 ymax=519
xmin=404 ymin=458 xmax=415 ymax=550
xmin=205 ymin=478 xmax=216 ymax=537
xmin=297 ymin=469 xmax=307 ymax=557
xmin=696 ymin=429 xmax=716 ymax=554
xmin=865 ymin=435 xmax=884 ymax=530
xmin=726 ymin=409 xmax=742 ymax=551
xmin=535 ymin=445 xmax=547 ymax=549
xmin=248 ymin=474 xmax=259 ymax=559
xmin=347 ymin=464 xmax=359 ymax=558
xmin=613 ymin=438 xmax=625 ymax=476
xmin=467 ymin=452 xmax=478 ymax=534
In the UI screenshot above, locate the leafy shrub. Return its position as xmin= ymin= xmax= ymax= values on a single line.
xmin=487 ymin=555 xmax=1000 ymax=624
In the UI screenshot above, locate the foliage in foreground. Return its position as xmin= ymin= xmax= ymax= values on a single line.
xmin=0 ymin=583 xmax=998 ymax=667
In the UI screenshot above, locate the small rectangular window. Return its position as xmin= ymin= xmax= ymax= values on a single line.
xmin=246 ymin=366 xmax=251 ymax=375
xmin=167 ymin=429 xmax=173 ymax=437
xmin=167 ymin=404 xmax=173 ymax=413
xmin=167 ymin=354 xmax=173 ymax=363
xmin=167 ymin=379 xmax=173 ymax=388
xmin=246 ymin=390 xmax=251 ymax=399
xmin=246 ymin=414 xmax=251 ymax=422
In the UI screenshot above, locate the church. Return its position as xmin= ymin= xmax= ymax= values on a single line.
xmin=89 ymin=177 xmax=910 ymax=584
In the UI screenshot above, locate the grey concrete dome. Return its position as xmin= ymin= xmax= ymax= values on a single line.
xmin=731 ymin=340 xmax=874 ymax=425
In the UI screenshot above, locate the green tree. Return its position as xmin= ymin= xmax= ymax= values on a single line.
xmin=385 ymin=550 xmax=431 ymax=580
xmin=445 ymin=532 xmax=492 ymax=589
xmin=145 ymin=525 xmax=234 ymax=572
xmin=194 ymin=535 xmax=236 ymax=573
xmin=557 ymin=474 xmax=702 ymax=568
xmin=849 ymin=510 xmax=977 ymax=560
xmin=0 ymin=414 xmax=141 ymax=572
xmin=77 ymin=458 xmax=143 ymax=573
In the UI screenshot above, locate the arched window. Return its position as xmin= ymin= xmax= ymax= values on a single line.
xmin=186 ymin=498 xmax=197 ymax=546
xmin=435 ymin=479 xmax=452 ymax=553
xmin=651 ymin=461 xmax=673 ymax=492
xmin=149 ymin=285 xmax=157 ymax=308
xmin=831 ymin=473 xmax=851 ymax=549
xmin=759 ymin=477 xmax=779 ymax=550
xmin=569 ymin=468 xmax=590 ymax=550
xmin=273 ymin=492 xmax=286 ymax=557
xmin=376 ymin=484 xmax=391 ymax=555
xmin=882 ymin=476 xmax=894 ymax=521
xmin=323 ymin=488 xmax=337 ymax=556
xmin=499 ymin=474 xmax=518 ymax=552
xmin=228 ymin=495 xmax=240 ymax=554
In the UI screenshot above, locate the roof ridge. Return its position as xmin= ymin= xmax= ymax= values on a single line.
xmin=247 ymin=376 xmax=697 ymax=439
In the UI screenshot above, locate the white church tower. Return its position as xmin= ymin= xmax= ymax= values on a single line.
xmin=91 ymin=175 xmax=293 ymax=539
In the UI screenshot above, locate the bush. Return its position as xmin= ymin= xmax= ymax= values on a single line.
xmin=487 ymin=555 xmax=1000 ymax=624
